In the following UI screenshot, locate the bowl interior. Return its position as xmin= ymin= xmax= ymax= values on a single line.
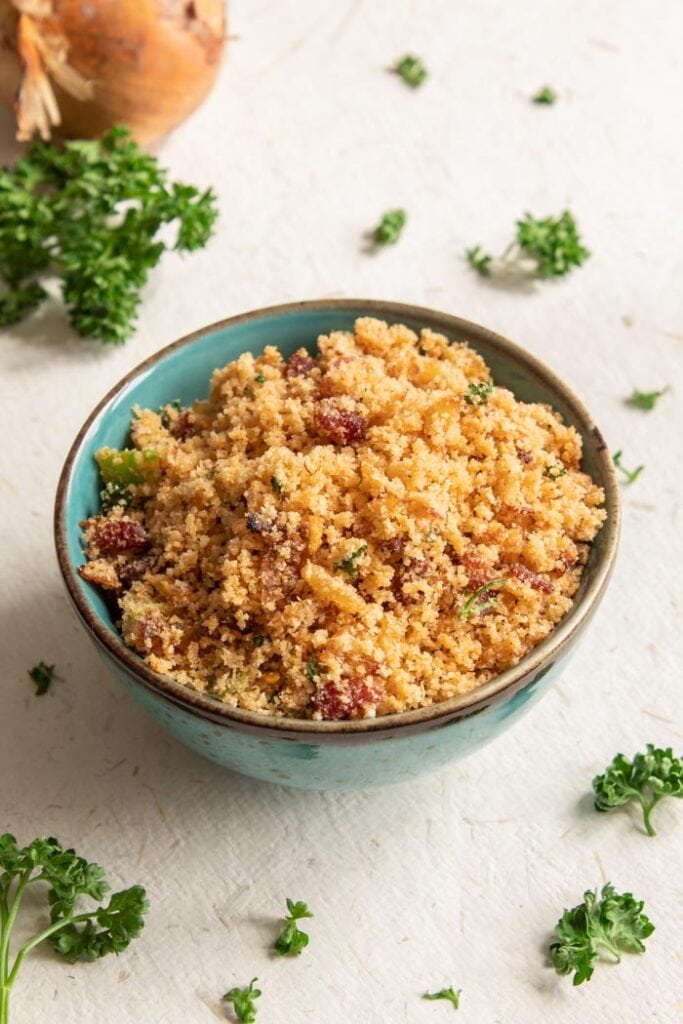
xmin=58 ymin=300 xmax=619 ymax=728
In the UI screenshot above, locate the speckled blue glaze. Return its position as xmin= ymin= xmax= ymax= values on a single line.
xmin=55 ymin=301 xmax=619 ymax=789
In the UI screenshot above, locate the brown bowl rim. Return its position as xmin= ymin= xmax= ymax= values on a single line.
xmin=54 ymin=298 xmax=621 ymax=737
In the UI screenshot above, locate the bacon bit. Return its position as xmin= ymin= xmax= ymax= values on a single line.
xmin=313 ymin=671 xmax=383 ymax=721
xmin=558 ymin=547 xmax=579 ymax=570
xmin=93 ymin=518 xmax=151 ymax=554
xmin=315 ymin=399 xmax=367 ymax=445
xmin=127 ymin=609 xmax=167 ymax=657
xmin=173 ymin=410 xmax=196 ymax=440
xmin=285 ymin=349 xmax=317 ymax=378
xmin=246 ymin=512 xmax=274 ymax=534
xmin=382 ymin=536 xmax=407 ymax=557
xmin=459 ymin=551 xmax=497 ymax=592
xmin=118 ymin=553 xmax=156 ymax=586
xmin=259 ymin=531 xmax=306 ymax=610
xmin=392 ymin=557 xmax=430 ymax=603
xmin=510 ymin=563 xmax=554 ymax=594
xmin=517 ymin=447 xmax=533 ymax=465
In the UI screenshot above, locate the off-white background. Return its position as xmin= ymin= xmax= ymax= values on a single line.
xmin=1 ymin=1 xmax=681 ymax=1021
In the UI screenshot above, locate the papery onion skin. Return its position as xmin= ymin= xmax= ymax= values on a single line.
xmin=0 ymin=0 xmax=226 ymax=143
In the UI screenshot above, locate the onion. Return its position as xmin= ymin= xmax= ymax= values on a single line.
xmin=0 ymin=0 xmax=226 ymax=143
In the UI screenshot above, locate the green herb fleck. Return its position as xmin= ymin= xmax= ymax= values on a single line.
xmin=393 ymin=54 xmax=428 ymax=88
xmin=270 ymin=475 xmax=284 ymax=497
xmin=626 ymin=388 xmax=667 ymax=411
xmin=0 ymin=126 xmax=217 ymax=344
xmin=533 ymin=86 xmax=557 ymax=104
xmin=254 ymin=373 xmax=266 ymax=384
xmin=464 ymin=381 xmax=493 ymax=405
xmin=306 ymin=657 xmax=323 ymax=683
xmin=274 ymin=899 xmax=313 ymax=957
xmin=459 ymin=578 xmax=507 ymax=620
xmin=372 ymin=208 xmax=407 ymax=246
xmin=158 ymin=398 xmax=181 ymax=428
xmin=549 ymin=882 xmax=654 ymax=986
xmin=465 ymin=245 xmax=493 ymax=276
xmin=612 ymin=449 xmax=644 ymax=484
xmin=0 ymin=834 xmax=147 ymax=1023
xmin=333 ymin=543 xmax=367 ymax=581
xmin=424 ymin=987 xmax=461 ymax=1009
xmin=592 ymin=744 xmax=682 ymax=837
xmin=28 ymin=661 xmax=56 ymax=696
xmin=223 ymin=978 xmax=261 ymax=1023
xmin=253 ymin=635 xmax=269 ymax=647
xmin=544 ymin=464 xmax=567 ymax=480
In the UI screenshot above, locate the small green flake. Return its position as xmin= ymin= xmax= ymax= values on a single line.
xmin=465 ymin=245 xmax=492 ymax=276
xmin=464 ymin=381 xmax=493 ymax=405
xmin=532 ymin=86 xmax=557 ymax=104
xmin=306 ymin=657 xmax=322 ymax=683
xmin=333 ymin=543 xmax=367 ymax=581
xmin=253 ymin=635 xmax=268 ymax=647
xmin=28 ymin=661 xmax=56 ymax=696
xmin=271 ymin=475 xmax=284 ymax=497
xmin=254 ymin=373 xmax=266 ymax=384
xmin=544 ymin=464 xmax=567 ymax=480
xmin=393 ymin=54 xmax=428 ymax=87
xmin=274 ymin=899 xmax=313 ymax=957
xmin=223 ymin=978 xmax=261 ymax=1023
xmin=424 ymin=987 xmax=461 ymax=1010
xmin=372 ymin=208 xmax=407 ymax=246
xmin=459 ymin=579 xmax=507 ymax=620
xmin=626 ymin=388 xmax=666 ymax=411
xmin=612 ymin=449 xmax=644 ymax=484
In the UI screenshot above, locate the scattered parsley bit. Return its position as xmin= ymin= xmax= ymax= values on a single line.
xmin=626 ymin=387 xmax=667 ymax=411
xmin=253 ymin=635 xmax=269 ymax=647
xmin=466 ymin=210 xmax=589 ymax=281
xmin=549 ymin=882 xmax=654 ymax=986
xmin=592 ymin=744 xmax=682 ymax=837
xmin=465 ymin=245 xmax=492 ymax=276
xmin=254 ymin=373 xmax=266 ymax=384
xmin=544 ymin=464 xmax=567 ymax=480
xmin=612 ymin=450 xmax=644 ymax=484
xmin=0 ymin=126 xmax=217 ymax=344
xmin=0 ymin=834 xmax=147 ymax=1022
xmin=28 ymin=661 xmax=56 ymax=696
xmin=333 ymin=543 xmax=367 ymax=581
xmin=532 ymin=86 xmax=557 ymax=104
xmin=424 ymin=987 xmax=461 ymax=1009
xmin=306 ymin=657 xmax=323 ymax=683
xmin=459 ymin=578 xmax=507 ymax=620
xmin=223 ymin=978 xmax=261 ymax=1023
xmin=393 ymin=54 xmax=427 ymax=88
xmin=464 ymin=381 xmax=493 ymax=405
xmin=270 ymin=475 xmax=284 ymax=497
xmin=274 ymin=899 xmax=313 ymax=957
xmin=372 ymin=208 xmax=407 ymax=246
xmin=158 ymin=398 xmax=181 ymax=428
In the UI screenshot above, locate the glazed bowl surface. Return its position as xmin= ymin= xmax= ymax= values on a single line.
xmin=54 ymin=300 xmax=620 ymax=789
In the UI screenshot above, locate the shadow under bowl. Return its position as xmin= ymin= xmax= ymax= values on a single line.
xmin=54 ymin=299 xmax=620 ymax=789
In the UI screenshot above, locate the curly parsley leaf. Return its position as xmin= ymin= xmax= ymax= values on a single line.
xmin=223 ymin=978 xmax=261 ymax=1023
xmin=334 ymin=543 xmax=367 ymax=581
xmin=612 ymin=449 xmax=644 ymax=484
xmin=464 ymin=381 xmax=493 ymax=405
xmin=0 ymin=834 xmax=147 ymax=1021
xmin=0 ymin=126 xmax=217 ymax=344
xmin=393 ymin=54 xmax=428 ymax=87
xmin=28 ymin=661 xmax=56 ymax=696
xmin=466 ymin=210 xmax=589 ymax=282
xmin=424 ymin=986 xmax=461 ymax=1009
xmin=372 ymin=208 xmax=407 ymax=246
xmin=593 ymin=744 xmax=682 ymax=836
xmin=532 ymin=86 xmax=557 ymax=104
xmin=465 ymin=245 xmax=493 ymax=276
xmin=549 ymin=882 xmax=654 ymax=986
xmin=274 ymin=899 xmax=313 ymax=957
xmin=626 ymin=388 xmax=667 ymax=411
xmin=459 ymin=578 xmax=507 ymax=620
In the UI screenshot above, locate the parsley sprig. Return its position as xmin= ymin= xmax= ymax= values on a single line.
xmin=27 ymin=661 xmax=56 ymax=696
xmin=612 ymin=450 xmax=644 ymax=484
xmin=274 ymin=899 xmax=313 ymax=957
xmin=334 ymin=543 xmax=367 ymax=581
xmin=466 ymin=211 xmax=589 ymax=281
xmin=593 ymin=745 xmax=682 ymax=837
xmin=393 ymin=55 xmax=428 ymax=88
xmin=549 ymin=882 xmax=654 ymax=986
xmin=626 ymin=387 xmax=667 ymax=411
xmin=424 ymin=986 xmax=461 ymax=1009
xmin=0 ymin=834 xmax=147 ymax=1022
xmin=223 ymin=977 xmax=261 ymax=1023
xmin=0 ymin=126 xmax=217 ymax=344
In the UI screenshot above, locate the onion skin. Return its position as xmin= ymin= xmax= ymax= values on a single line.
xmin=0 ymin=0 xmax=226 ymax=143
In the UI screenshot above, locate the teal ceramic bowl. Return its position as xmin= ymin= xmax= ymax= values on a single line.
xmin=55 ymin=300 xmax=620 ymax=789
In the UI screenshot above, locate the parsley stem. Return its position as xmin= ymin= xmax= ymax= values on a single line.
xmin=640 ymin=795 xmax=662 ymax=837
xmin=6 ymin=911 xmax=95 ymax=990
xmin=0 ymin=871 xmax=30 ymax=1011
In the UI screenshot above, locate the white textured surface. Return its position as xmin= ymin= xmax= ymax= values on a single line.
xmin=1 ymin=1 xmax=682 ymax=1021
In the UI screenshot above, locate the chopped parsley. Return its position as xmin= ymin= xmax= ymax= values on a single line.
xmin=466 ymin=210 xmax=589 ymax=281
xmin=270 ymin=475 xmax=284 ymax=497
xmin=544 ymin=464 xmax=567 ymax=480
xmin=372 ymin=208 xmax=407 ymax=246
xmin=273 ymin=899 xmax=314 ymax=957
xmin=158 ymin=398 xmax=181 ymax=428
xmin=549 ymin=882 xmax=654 ymax=986
xmin=333 ymin=543 xmax=367 ymax=581
xmin=254 ymin=373 xmax=266 ymax=384
xmin=459 ymin=578 xmax=507 ymax=620
xmin=252 ymin=635 xmax=269 ymax=647
xmin=393 ymin=54 xmax=427 ymax=88
xmin=424 ymin=987 xmax=461 ymax=1009
xmin=464 ymin=381 xmax=493 ymax=405
xmin=28 ymin=661 xmax=56 ymax=696
xmin=223 ymin=978 xmax=261 ymax=1023
xmin=306 ymin=658 xmax=323 ymax=683
xmin=612 ymin=449 xmax=644 ymax=484
xmin=626 ymin=387 xmax=667 ymax=411
xmin=593 ymin=744 xmax=682 ymax=837
xmin=532 ymin=86 xmax=557 ymax=104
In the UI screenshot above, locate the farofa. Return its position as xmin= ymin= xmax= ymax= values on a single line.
xmin=80 ymin=317 xmax=606 ymax=720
